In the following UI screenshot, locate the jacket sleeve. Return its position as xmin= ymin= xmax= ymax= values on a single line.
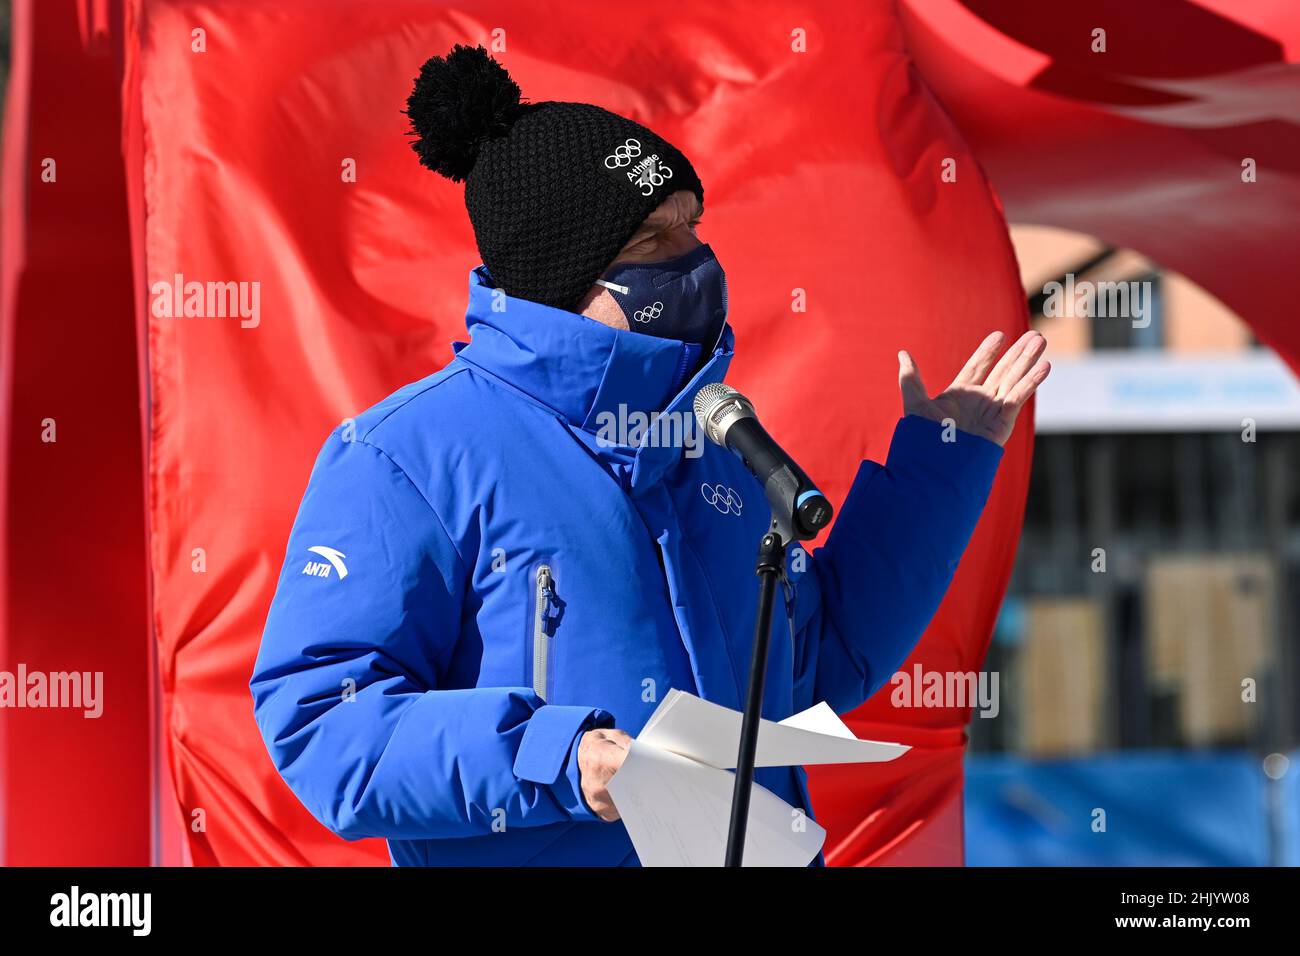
xmin=789 ymin=415 xmax=1003 ymax=715
xmin=251 ymin=431 xmax=613 ymax=841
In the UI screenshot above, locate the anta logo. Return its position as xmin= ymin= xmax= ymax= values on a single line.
xmin=302 ymin=545 xmax=348 ymax=580
xmin=701 ymin=483 xmax=743 ymax=516
xmin=603 ymin=138 xmax=673 ymax=196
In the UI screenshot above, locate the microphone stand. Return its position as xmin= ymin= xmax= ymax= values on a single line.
xmin=724 ymin=523 xmax=787 ymax=867
xmin=692 ymin=383 xmax=833 ymax=866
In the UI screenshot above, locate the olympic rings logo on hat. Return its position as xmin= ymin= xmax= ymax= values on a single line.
xmin=701 ymin=483 xmax=744 ymax=516
xmin=604 ymin=138 xmax=642 ymax=169
xmin=633 ymin=301 xmax=663 ymax=324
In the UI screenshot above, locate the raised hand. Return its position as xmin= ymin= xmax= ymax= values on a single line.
xmin=897 ymin=330 xmax=1050 ymax=448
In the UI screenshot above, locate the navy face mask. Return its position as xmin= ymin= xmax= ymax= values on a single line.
xmin=594 ymin=243 xmax=728 ymax=351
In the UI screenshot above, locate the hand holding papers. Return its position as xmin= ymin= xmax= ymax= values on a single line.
xmin=605 ymin=690 xmax=909 ymax=867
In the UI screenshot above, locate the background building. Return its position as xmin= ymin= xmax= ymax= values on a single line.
xmin=965 ymin=225 xmax=1300 ymax=865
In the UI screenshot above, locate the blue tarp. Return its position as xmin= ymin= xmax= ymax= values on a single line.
xmin=965 ymin=750 xmax=1299 ymax=866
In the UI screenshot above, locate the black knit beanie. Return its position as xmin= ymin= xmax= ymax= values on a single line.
xmin=405 ymin=45 xmax=705 ymax=312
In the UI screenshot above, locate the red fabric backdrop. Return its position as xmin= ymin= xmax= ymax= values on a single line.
xmin=0 ymin=0 xmax=151 ymax=866
xmin=901 ymin=0 xmax=1300 ymax=374
xmin=2 ymin=0 xmax=1035 ymax=865
xmin=122 ymin=0 xmax=1031 ymax=865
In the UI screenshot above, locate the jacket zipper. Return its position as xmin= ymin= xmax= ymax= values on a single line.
xmin=532 ymin=564 xmax=556 ymax=700
xmin=669 ymin=342 xmax=701 ymax=397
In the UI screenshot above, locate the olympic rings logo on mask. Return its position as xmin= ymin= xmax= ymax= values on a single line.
xmin=633 ymin=301 xmax=663 ymax=324
xmin=604 ymin=138 xmax=642 ymax=169
xmin=701 ymin=483 xmax=744 ymax=516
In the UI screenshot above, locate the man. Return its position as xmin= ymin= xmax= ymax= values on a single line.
xmin=251 ymin=45 xmax=1049 ymax=866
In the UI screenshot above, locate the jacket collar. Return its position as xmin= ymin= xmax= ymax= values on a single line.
xmin=454 ymin=266 xmax=734 ymax=436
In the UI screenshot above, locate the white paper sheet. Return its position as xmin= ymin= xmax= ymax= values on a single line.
xmin=605 ymin=741 xmax=825 ymax=867
xmin=638 ymin=689 xmax=910 ymax=769
xmin=605 ymin=691 xmax=909 ymax=867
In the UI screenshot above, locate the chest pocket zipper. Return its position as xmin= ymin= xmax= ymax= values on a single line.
xmin=532 ymin=564 xmax=559 ymax=700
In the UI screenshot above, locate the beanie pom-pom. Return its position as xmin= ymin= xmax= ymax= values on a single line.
xmin=405 ymin=45 xmax=522 ymax=182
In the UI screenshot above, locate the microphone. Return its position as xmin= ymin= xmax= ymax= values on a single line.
xmin=693 ymin=383 xmax=833 ymax=542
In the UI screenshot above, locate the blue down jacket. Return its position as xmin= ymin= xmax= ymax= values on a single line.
xmin=251 ymin=266 xmax=1002 ymax=866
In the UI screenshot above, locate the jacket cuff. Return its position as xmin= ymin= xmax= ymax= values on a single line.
xmin=513 ymin=704 xmax=615 ymax=821
xmin=886 ymin=414 xmax=1002 ymax=491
